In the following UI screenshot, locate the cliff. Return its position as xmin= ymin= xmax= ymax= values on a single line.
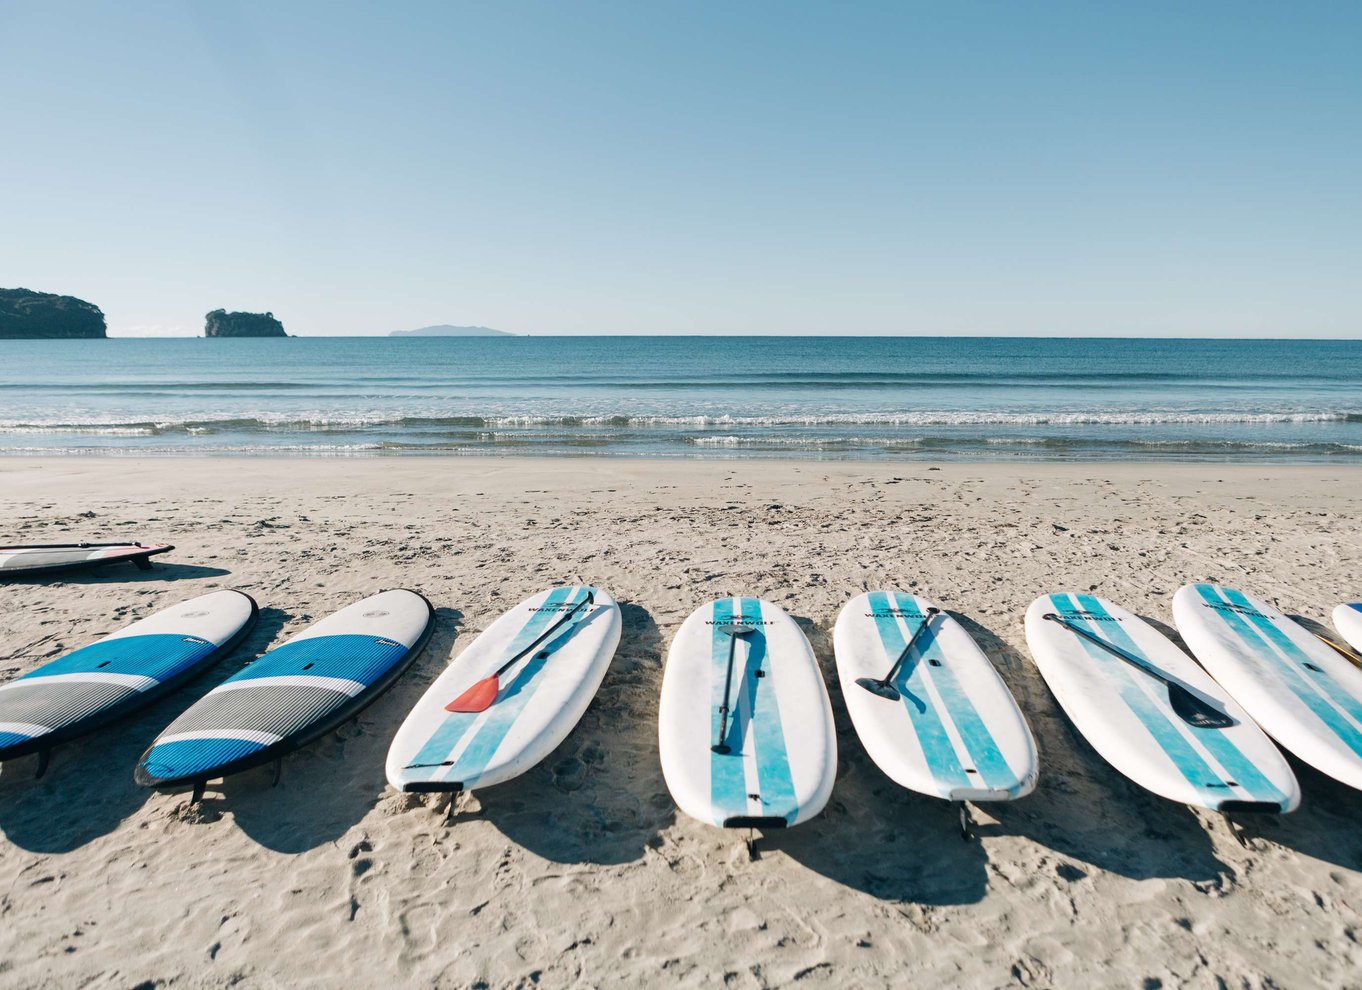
xmin=204 ymin=309 xmax=288 ymax=338
xmin=0 ymin=287 xmax=107 ymax=339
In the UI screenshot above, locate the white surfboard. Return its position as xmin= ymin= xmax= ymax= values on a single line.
xmin=1333 ymin=603 xmax=1362 ymax=656
xmin=1174 ymin=584 xmax=1362 ymax=792
xmin=386 ymin=585 xmax=620 ymax=794
xmin=1026 ymin=593 xmax=1299 ymax=812
xmin=659 ymin=597 xmax=835 ymax=829
xmin=834 ymin=591 xmax=1037 ymax=802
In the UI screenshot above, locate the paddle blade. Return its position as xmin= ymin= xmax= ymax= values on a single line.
xmin=1168 ymin=684 xmax=1235 ymax=729
xmin=445 ymin=676 xmax=500 ymax=713
xmin=855 ymin=676 xmax=901 ymax=701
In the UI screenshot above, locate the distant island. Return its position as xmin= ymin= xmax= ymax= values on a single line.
xmin=0 ymin=287 xmax=107 ymax=339
xmin=205 ymin=309 xmax=288 ymax=338
xmin=389 ymin=324 xmax=513 ymax=337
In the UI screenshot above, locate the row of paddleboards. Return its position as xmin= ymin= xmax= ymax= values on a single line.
xmin=4 ymin=583 xmax=1362 ymax=839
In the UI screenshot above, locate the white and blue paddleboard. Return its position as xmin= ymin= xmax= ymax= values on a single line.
xmin=1332 ymin=603 xmax=1362 ymax=657
xmin=1026 ymin=593 xmax=1299 ymax=813
xmin=834 ymin=591 xmax=1037 ymax=802
xmin=136 ymin=589 xmax=435 ymax=790
xmin=386 ymin=585 xmax=621 ymax=794
xmin=1175 ymin=584 xmax=1362 ymax=792
xmin=0 ymin=590 xmax=257 ymax=769
xmin=659 ymin=597 xmax=836 ymax=830
xmin=0 ymin=542 xmax=174 ymax=579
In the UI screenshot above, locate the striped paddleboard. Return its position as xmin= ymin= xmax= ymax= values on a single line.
xmin=386 ymin=585 xmax=621 ymax=794
xmin=659 ymin=597 xmax=835 ymax=830
xmin=135 ymin=589 xmax=435 ymax=789
xmin=0 ymin=590 xmax=257 ymax=765
xmin=1025 ymin=593 xmax=1299 ymax=813
xmin=1333 ymin=603 xmax=1362 ymax=657
xmin=834 ymin=591 xmax=1037 ymax=802
xmin=0 ymin=542 xmax=173 ymax=578
xmin=1174 ymin=584 xmax=1362 ymax=792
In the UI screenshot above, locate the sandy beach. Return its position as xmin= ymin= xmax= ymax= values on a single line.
xmin=2 ymin=455 xmax=1361 ymax=989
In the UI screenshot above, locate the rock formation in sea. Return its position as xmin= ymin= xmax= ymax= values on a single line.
xmin=0 ymin=287 xmax=107 ymax=339
xmin=204 ymin=309 xmax=288 ymax=338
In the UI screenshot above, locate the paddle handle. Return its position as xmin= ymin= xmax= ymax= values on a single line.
xmin=492 ymin=590 xmax=595 ymax=679
xmin=876 ymin=607 xmax=941 ymax=688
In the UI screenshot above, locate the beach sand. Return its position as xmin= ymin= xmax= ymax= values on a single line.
xmin=1 ymin=456 xmax=1360 ymax=988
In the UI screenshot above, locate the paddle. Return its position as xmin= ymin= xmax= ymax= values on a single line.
xmin=712 ymin=620 xmax=758 ymax=754
xmin=857 ymin=607 xmax=941 ymax=701
xmin=445 ymin=590 xmax=596 ymax=713
xmin=1042 ymin=612 xmax=1235 ymax=729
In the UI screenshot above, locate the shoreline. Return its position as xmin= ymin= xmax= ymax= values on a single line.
xmin=2 ymin=456 xmax=1360 ymax=986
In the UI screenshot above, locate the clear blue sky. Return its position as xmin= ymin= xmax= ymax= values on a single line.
xmin=2 ymin=1 xmax=1359 ymax=336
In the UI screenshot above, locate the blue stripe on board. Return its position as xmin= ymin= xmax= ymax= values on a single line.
xmin=891 ymin=592 xmax=1016 ymax=793
xmin=404 ymin=587 xmax=577 ymax=779
xmin=1053 ymin=595 xmax=1227 ymax=798
xmin=1351 ymin=604 xmax=1362 ymax=614
xmin=140 ymin=737 xmax=268 ymax=779
xmin=22 ymin=634 xmax=219 ymax=686
xmin=229 ymin=635 xmax=409 ymax=687
xmin=866 ymin=591 xmax=971 ymax=794
xmin=738 ymin=597 xmax=798 ymax=822
xmin=437 ymin=589 xmax=597 ymax=785
xmin=0 ymin=731 xmax=33 ymax=748
xmin=1195 ymin=585 xmax=1362 ymax=758
xmin=1071 ymin=594 xmax=1285 ymax=807
xmin=708 ymin=597 xmax=749 ymax=824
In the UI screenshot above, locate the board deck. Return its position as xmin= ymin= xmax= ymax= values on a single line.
xmin=1026 ymin=593 xmax=1299 ymax=812
xmin=834 ymin=591 xmax=1037 ymax=801
xmin=0 ymin=542 xmax=173 ymax=578
xmin=659 ymin=597 xmax=835 ymax=829
xmin=135 ymin=589 xmax=435 ymax=788
xmin=0 ymin=590 xmax=258 ymax=763
xmin=1174 ymin=584 xmax=1362 ymax=792
xmin=386 ymin=585 xmax=621 ymax=794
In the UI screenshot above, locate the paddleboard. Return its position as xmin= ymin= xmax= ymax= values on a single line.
xmin=834 ymin=591 xmax=1037 ymax=801
xmin=1174 ymin=583 xmax=1362 ymax=791
xmin=135 ymin=589 xmax=435 ymax=789
xmin=1332 ymin=603 xmax=1362 ymax=656
xmin=0 ymin=542 xmax=173 ymax=578
xmin=386 ymin=585 xmax=621 ymax=794
xmin=0 ymin=590 xmax=257 ymax=766
xmin=1025 ymin=593 xmax=1299 ymax=812
xmin=659 ymin=597 xmax=835 ymax=829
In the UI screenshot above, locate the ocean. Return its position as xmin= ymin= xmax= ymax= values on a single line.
xmin=2 ymin=336 xmax=1359 ymax=461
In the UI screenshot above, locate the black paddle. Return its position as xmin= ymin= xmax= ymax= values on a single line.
xmin=445 ymin=590 xmax=596 ymax=713
xmin=1042 ymin=612 xmax=1235 ymax=729
xmin=712 ymin=620 xmax=758 ymax=754
xmin=857 ymin=607 xmax=941 ymax=701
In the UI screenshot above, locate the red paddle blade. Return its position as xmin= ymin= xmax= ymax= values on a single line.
xmin=445 ymin=675 xmax=500 ymax=713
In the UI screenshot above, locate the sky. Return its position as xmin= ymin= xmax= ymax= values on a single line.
xmin=1 ymin=2 xmax=1359 ymax=337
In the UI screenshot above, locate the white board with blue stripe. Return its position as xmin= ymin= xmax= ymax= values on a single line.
xmin=1026 ymin=593 xmax=1299 ymax=812
xmin=1333 ymin=603 xmax=1362 ymax=657
xmin=1175 ymin=584 xmax=1362 ymax=792
xmin=385 ymin=585 xmax=620 ymax=794
xmin=659 ymin=597 xmax=835 ymax=830
xmin=834 ymin=591 xmax=1037 ymax=802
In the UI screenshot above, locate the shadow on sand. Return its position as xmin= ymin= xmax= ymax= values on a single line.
xmin=215 ymin=606 xmax=465 ymax=854
xmin=772 ymin=610 xmax=1231 ymax=900
xmin=2 ymin=562 xmax=234 ymax=586
xmin=475 ymin=600 xmax=676 ymax=865
xmin=0 ymin=605 xmax=293 ymax=853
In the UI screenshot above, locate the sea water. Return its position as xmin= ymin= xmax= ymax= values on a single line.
xmin=1 ymin=336 xmax=1359 ymax=460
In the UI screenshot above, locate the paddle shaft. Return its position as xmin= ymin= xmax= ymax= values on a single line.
xmin=490 ymin=591 xmax=594 ymax=680
xmin=875 ymin=607 xmax=941 ymax=688
xmin=715 ymin=630 xmax=744 ymax=749
xmin=1043 ymin=613 xmax=1185 ymax=691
